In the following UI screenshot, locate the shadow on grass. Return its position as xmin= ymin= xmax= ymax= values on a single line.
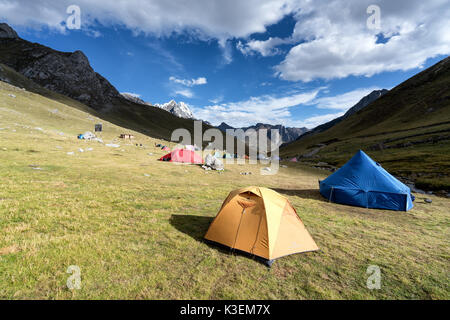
xmin=169 ymin=214 xmax=272 ymax=267
xmin=170 ymin=214 xmax=213 ymax=241
xmin=274 ymin=188 xmax=392 ymax=214
xmin=272 ymin=188 xmax=328 ymax=203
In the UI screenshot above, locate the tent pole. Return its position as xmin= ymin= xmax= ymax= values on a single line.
xmin=231 ymin=208 xmax=245 ymax=254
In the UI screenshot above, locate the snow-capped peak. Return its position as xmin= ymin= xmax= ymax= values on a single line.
xmin=155 ymin=100 xmax=194 ymax=119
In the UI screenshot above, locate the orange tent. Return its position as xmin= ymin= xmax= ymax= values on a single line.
xmin=204 ymin=186 xmax=318 ymax=266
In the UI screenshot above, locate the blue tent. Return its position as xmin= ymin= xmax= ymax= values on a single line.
xmin=319 ymin=150 xmax=414 ymax=211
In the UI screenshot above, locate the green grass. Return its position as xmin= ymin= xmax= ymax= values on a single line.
xmin=0 ymin=80 xmax=449 ymax=299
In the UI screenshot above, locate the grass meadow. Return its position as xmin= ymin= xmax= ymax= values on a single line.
xmin=0 ymin=81 xmax=449 ymax=299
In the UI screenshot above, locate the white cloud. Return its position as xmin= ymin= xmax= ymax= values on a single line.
xmin=194 ymin=86 xmax=384 ymax=128
xmin=85 ymin=29 xmax=102 ymax=38
xmin=292 ymin=112 xmax=345 ymax=128
xmin=174 ymin=89 xmax=194 ymax=98
xmin=169 ymin=76 xmax=207 ymax=87
xmin=311 ymin=87 xmax=381 ymax=110
xmin=237 ymin=37 xmax=292 ymax=56
xmin=230 ymin=1 xmax=449 ymax=81
xmin=5 ymin=0 xmax=448 ymax=80
xmin=274 ymin=0 xmax=450 ymax=81
xmin=209 ymin=95 xmax=224 ymax=104
xmin=193 ymin=90 xmax=319 ymax=127
xmin=0 ymin=0 xmax=295 ymax=41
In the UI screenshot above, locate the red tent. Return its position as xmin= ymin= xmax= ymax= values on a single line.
xmin=159 ymin=149 xmax=203 ymax=164
xmin=290 ymin=157 xmax=298 ymax=162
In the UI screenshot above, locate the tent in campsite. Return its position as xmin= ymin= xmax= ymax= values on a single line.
xmin=159 ymin=148 xmax=203 ymax=164
xmin=223 ymin=153 xmax=233 ymax=159
xmin=290 ymin=157 xmax=298 ymax=162
xmin=204 ymin=154 xmax=224 ymax=170
xmin=204 ymin=186 xmax=318 ymax=266
xmin=319 ymin=150 xmax=414 ymax=211
xmin=257 ymin=154 xmax=269 ymax=160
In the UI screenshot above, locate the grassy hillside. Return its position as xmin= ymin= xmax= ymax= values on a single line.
xmin=280 ymin=57 xmax=450 ymax=191
xmin=1 ymin=80 xmax=449 ymax=299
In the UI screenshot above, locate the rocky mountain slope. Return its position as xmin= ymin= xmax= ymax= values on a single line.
xmin=0 ymin=23 xmax=119 ymax=109
xmin=120 ymin=92 xmax=152 ymax=106
xmin=218 ymin=122 xmax=308 ymax=147
xmin=280 ymin=56 xmax=450 ymax=192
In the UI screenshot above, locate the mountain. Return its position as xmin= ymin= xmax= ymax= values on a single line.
xmin=0 ymin=23 xmax=222 ymax=144
xmin=280 ymin=56 xmax=450 ymax=191
xmin=0 ymin=23 xmax=119 ymax=109
xmin=218 ymin=122 xmax=308 ymax=148
xmin=155 ymin=100 xmax=194 ymax=119
xmin=217 ymin=122 xmax=234 ymax=131
xmin=293 ymin=89 xmax=388 ymax=142
xmin=121 ymin=92 xmax=151 ymax=106
xmin=121 ymin=94 xmax=194 ymax=120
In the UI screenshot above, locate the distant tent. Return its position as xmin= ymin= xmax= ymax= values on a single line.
xmin=159 ymin=148 xmax=203 ymax=164
xmin=223 ymin=153 xmax=233 ymax=159
xmin=290 ymin=157 xmax=298 ymax=162
xmin=204 ymin=186 xmax=319 ymax=267
xmin=204 ymin=154 xmax=224 ymax=170
xmin=77 ymin=131 xmax=96 ymax=140
xmin=257 ymin=154 xmax=268 ymax=160
xmin=244 ymin=155 xmax=249 ymax=160
xmin=94 ymin=123 xmax=102 ymax=132
xmin=319 ymin=150 xmax=415 ymax=211
xmin=119 ymin=133 xmax=134 ymax=139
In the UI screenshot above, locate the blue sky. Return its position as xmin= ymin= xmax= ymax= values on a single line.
xmin=2 ymin=0 xmax=449 ymax=128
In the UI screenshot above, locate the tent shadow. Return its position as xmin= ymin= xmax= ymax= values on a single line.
xmin=272 ymin=188 xmax=328 ymax=203
xmin=170 ymin=214 xmax=213 ymax=242
xmin=169 ymin=214 xmax=272 ymax=267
